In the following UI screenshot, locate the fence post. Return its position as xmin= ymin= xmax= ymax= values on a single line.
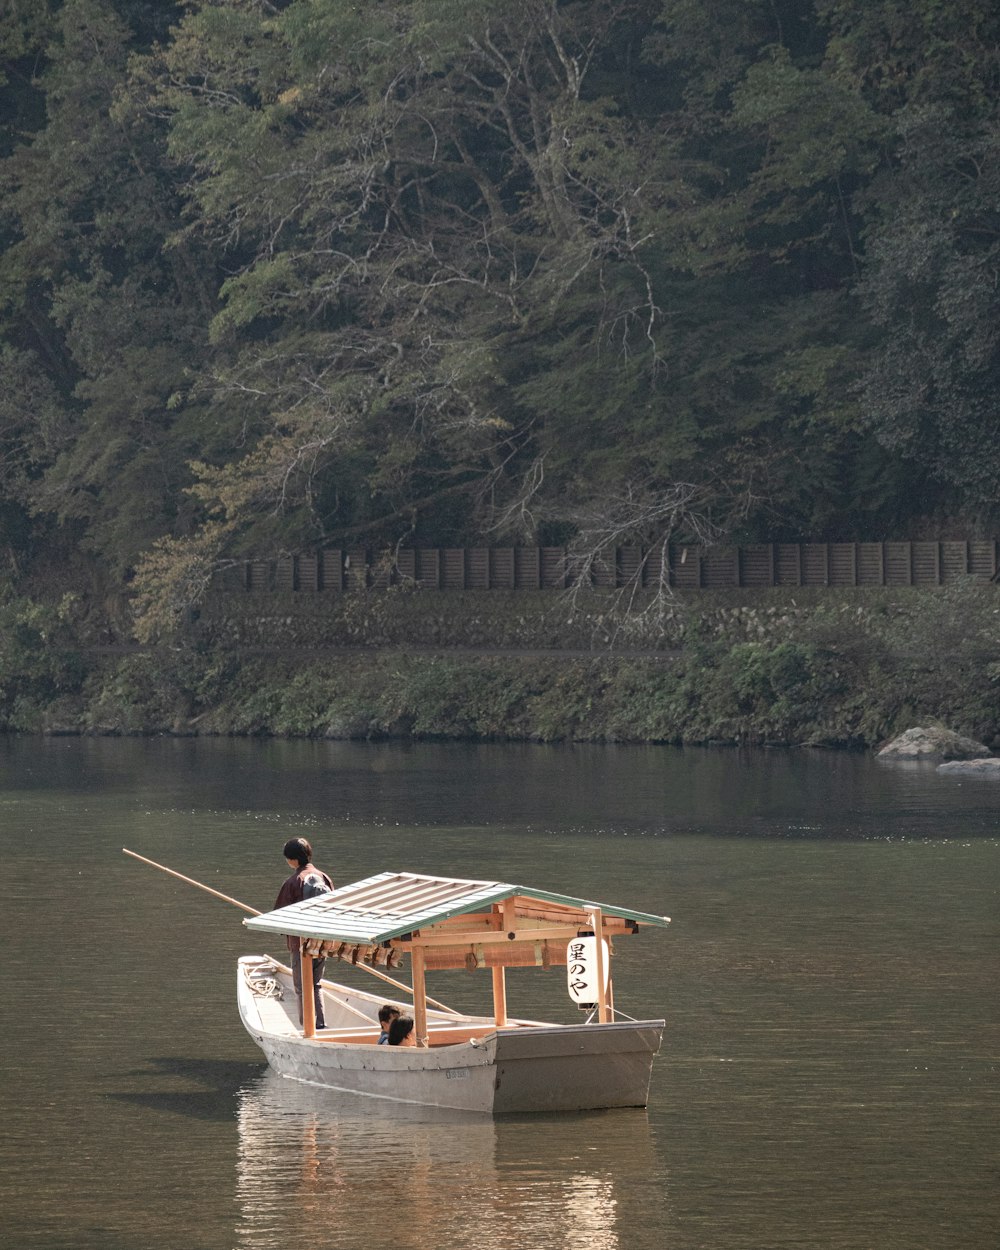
xmin=617 ymin=546 xmax=642 ymax=588
xmin=884 ymin=542 xmax=913 ymax=585
xmin=514 ymin=547 xmax=541 ymax=589
xmin=275 ymin=556 xmax=296 ymax=591
xmin=345 ymin=547 xmax=369 ymax=590
xmin=912 ymin=542 xmax=941 ymax=585
xmin=829 ymin=544 xmax=857 ymax=586
xmin=672 ymin=543 xmax=703 ymax=589
xmin=468 ymin=547 xmax=489 ymax=588
xmin=737 ymin=544 xmax=774 ymax=587
xmin=970 ymin=541 xmax=997 ymax=580
xmin=320 ymin=550 xmax=344 ymax=591
xmin=415 ymin=548 xmax=441 ymax=588
xmin=490 ymin=548 xmax=515 ymax=588
xmin=857 ymin=543 xmax=884 ymax=585
xmin=776 ymin=545 xmax=801 ymax=586
xmin=442 ymin=548 xmax=466 ymax=589
xmin=541 ymin=547 xmax=567 ymax=589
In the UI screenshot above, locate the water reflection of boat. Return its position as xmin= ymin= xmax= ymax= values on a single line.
xmin=240 ymin=871 xmax=670 ymax=1114
xmin=235 ymin=1070 xmax=648 ymax=1250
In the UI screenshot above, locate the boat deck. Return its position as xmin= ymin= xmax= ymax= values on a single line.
xmin=241 ymin=959 xmax=516 ymax=1046
xmin=253 ymin=993 xmax=299 ymax=1033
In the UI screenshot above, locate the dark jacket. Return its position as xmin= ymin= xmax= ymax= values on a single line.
xmin=274 ymin=863 xmax=333 ymax=951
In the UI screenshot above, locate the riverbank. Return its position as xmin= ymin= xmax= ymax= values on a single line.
xmin=2 ymin=583 xmax=998 ymax=747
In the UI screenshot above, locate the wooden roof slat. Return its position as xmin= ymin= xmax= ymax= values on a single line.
xmin=374 ymin=879 xmax=479 ymax=914
xmin=331 ymin=872 xmax=502 ymax=916
xmin=326 ymin=873 xmax=422 ymax=911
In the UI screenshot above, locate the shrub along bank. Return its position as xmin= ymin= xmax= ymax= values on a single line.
xmin=1 ymin=583 xmax=998 ymax=748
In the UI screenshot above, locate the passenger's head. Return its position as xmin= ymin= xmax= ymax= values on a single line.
xmin=387 ymin=1015 xmax=415 ymax=1046
xmin=378 ymin=1004 xmax=401 ymax=1029
xmin=282 ymin=837 xmax=313 ymax=868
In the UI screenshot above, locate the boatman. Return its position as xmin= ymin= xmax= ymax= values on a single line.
xmin=275 ymin=837 xmax=334 ymax=1031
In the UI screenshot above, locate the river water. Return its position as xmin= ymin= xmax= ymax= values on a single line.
xmin=0 ymin=737 xmax=997 ymax=1250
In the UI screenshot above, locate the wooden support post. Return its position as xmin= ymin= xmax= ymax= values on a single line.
xmin=491 ymin=900 xmax=513 ymax=1028
xmin=590 ymin=908 xmax=609 ymax=1024
xmin=301 ymin=952 xmax=316 ymax=1039
xmin=492 ymin=966 xmax=507 ymax=1029
xmin=411 ymin=945 xmax=429 ymax=1048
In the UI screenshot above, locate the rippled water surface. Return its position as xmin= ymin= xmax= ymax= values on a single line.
xmin=1 ymin=737 xmax=997 ymax=1249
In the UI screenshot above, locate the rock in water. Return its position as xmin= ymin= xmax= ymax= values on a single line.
xmin=877 ymin=726 xmax=991 ymax=760
xmin=936 ymin=758 xmax=1000 ymax=775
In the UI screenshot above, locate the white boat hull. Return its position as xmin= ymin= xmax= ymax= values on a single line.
xmin=237 ymin=956 xmax=663 ymax=1114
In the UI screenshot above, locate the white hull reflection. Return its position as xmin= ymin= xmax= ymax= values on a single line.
xmin=235 ymin=1069 xmax=652 ymax=1250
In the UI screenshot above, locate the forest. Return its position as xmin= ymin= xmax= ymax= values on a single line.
xmin=1 ymin=0 xmax=999 ymax=644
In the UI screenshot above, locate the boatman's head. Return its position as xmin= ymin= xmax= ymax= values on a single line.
xmin=283 ymin=837 xmax=313 ymax=868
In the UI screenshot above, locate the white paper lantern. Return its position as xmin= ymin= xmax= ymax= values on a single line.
xmin=566 ymin=935 xmax=610 ymax=1007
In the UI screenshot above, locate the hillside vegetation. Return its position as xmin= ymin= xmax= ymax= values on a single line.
xmin=2 ymin=583 xmax=997 ymax=749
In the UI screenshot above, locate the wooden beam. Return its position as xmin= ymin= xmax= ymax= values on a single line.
xmin=591 ymin=909 xmax=609 ymax=1024
xmin=404 ymin=924 xmax=585 ymax=948
xmin=420 ymin=942 xmax=569 ymax=972
xmin=301 ymin=952 xmax=316 ymax=1038
xmin=431 ymin=912 xmax=502 ymax=929
xmin=314 ymin=1024 xmax=506 ymax=1046
xmin=491 ymin=965 xmax=507 ymax=1028
xmin=491 ymin=901 xmax=513 ymax=1028
xmin=445 ymin=894 xmax=620 ymax=926
xmin=503 ymin=902 xmax=639 ymax=931
xmin=411 ymin=945 xmax=429 ymax=1048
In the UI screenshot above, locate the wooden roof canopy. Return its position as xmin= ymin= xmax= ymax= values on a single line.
xmin=245 ymin=871 xmax=670 ymax=1043
xmin=244 ymin=870 xmax=670 ymax=968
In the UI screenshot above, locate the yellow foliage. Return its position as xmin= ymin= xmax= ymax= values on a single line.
xmin=131 ymin=520 xmax=236 ymax=643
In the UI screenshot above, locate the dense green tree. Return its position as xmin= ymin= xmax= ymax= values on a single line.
xmin=131 ymin=0 xmax=897 ymax=620
xmin=821 ymin=1 xmax=1000 ymax=512
xmin=144 ymin=1 xmax=677 ymax=547
xmin=0 ymin=0 xmax=997 ymax=638
xmin=0 ymin=0 xmax=212 ymax=578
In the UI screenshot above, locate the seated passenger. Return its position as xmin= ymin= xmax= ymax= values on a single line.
xmin=377 ymin=1004 xmax=401 ymax=1044
xmin=386 ymin=1015 xmax=415 ymax=1047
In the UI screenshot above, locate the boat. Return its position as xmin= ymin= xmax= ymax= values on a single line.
xmin=239 ymin=870 xmax=670 ymax=1114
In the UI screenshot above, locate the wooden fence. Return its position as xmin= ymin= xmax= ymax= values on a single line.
xmin=224 ymin=541 xmax=999 ymax=593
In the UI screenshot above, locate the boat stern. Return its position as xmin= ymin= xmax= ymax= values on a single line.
xmin=488 ymin=1019 xmax=665 ymax=1114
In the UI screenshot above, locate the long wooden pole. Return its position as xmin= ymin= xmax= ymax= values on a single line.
xmin=124 ymin=847 xmax=260 ymax=914
xmin=121 ymin=848 xmax=459 ymax=1014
